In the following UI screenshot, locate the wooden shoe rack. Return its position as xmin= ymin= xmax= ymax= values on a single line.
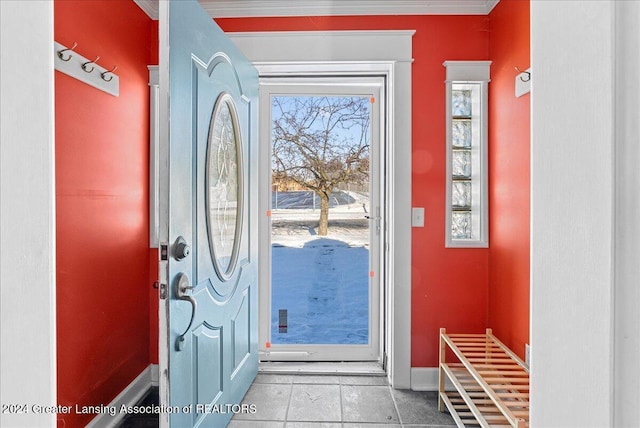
xmin=438 ymin=328 xmax=530 ymax=427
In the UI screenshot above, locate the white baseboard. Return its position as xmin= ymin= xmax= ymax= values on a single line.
xmin=86 ymin=364 xmax=159 ymax=428
xmin=150 ymin=363 xmax=160 ymax=387
xmin=410 ymin=367 xmax=454 ymax=391
xmin=411 ymin=367 xmax=439 ymax=391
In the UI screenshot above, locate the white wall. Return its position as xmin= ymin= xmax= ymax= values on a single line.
xmin=530 ymin=1 xmax=614 ymax=426
xmin=0 ymin=1 xmax=56 ymax=427
xmin=531 ymin=0 xmax=640 ymax=426
xmin=614 ymin=1 xmax=640 ymax=426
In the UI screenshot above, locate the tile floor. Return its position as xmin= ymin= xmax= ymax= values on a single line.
xmin=119 ymin=374 xmax=456 ymax=427
xmin=118 ymin=386 xmax=160 ymax=428
xmin=229 ymin=374 xmax=456 ymax=428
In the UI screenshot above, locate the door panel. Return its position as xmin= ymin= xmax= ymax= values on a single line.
xmin=160 ymin=1 xmax=258 ymax=427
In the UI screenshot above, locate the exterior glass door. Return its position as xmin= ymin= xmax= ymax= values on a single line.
xmin=259 ymin=78 xmax=384 ymax=362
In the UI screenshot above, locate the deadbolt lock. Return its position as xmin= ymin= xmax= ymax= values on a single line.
xmin=173 ymin=236 xmax=190 ymax=261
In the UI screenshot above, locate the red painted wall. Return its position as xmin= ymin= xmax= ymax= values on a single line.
xmin=487 ymin=0 xmax=531 ymax=359
xmin=216 ymin=15 xmax=491 ymax=367
xmin=149 ymin=248 xmax=159 ymax=364
xmin=55 ymin=1 xmax=154 ymax=426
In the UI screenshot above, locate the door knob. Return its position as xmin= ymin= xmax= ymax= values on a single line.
xmin=174 ymin=236 xmax=190 ymax=261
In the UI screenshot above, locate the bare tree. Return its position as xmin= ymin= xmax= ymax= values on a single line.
xmin=272 ymin=96 xmax=370 ymax=236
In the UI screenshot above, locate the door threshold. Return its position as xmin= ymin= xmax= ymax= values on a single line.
xmin=258 ymin=361 xmax=385 ymax=376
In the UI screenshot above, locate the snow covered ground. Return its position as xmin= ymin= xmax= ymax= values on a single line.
xmin=270 ymin=191 xmax=371 ymax=345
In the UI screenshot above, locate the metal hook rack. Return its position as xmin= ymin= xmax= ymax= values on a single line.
xmin=515 ymin=66 xmax=531 ymax=97
xmin=54 ymin=41 xmax=119 ymax=97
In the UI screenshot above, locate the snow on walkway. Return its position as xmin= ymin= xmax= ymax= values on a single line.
xmin=270 ymin=203 xmax=371 ymax=345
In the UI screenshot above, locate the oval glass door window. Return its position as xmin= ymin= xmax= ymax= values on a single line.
xmin=206 ymin=92 xmax=243 ymax=281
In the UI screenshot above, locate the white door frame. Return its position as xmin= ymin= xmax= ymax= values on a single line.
xmin=228 ymin=30 xmax=414 ymax=387
xmin=530 ymin=1 xmax=640 ymax=425
xmin=0 ymin=2 xmax=56 ymax=427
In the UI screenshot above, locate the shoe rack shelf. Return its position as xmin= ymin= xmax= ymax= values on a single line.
xmin=438 ymin=328 xmax=530 ymax=428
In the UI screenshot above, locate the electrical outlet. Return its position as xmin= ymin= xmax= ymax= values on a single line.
xmin=525 ymin=343 xmax=531 ymax=367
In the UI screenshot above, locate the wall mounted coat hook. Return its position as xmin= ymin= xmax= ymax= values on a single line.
xmin=81 ymin=56 xmax=100 ymax=73
xmin=514 ymin=66 xmax=531 ymax=97
xmin=515 ymin=66 xmax=531 ymax=82
xmin=54 ymin=41 xmax=119 ymax=97
xmin=100 ymin=65 xmax=118 ymax=82
xmin=56 ymin=42 xmax=77 ymax=62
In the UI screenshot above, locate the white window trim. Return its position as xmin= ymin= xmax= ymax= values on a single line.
xmin=228 ymin=30 xmax=414 ymax=388
xmin=444 ymin=60 xmax=491 ymax=248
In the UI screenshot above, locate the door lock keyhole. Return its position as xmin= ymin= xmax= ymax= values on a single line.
xmin=174 ymin=236 xmax=190 ymax=261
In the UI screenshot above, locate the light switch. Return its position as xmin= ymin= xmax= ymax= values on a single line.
xmin=412 ymin=207 xmax=425 ymax=227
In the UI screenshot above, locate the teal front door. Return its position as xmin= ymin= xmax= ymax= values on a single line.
xmin=159 ymin=1 xmax=259 ymax=427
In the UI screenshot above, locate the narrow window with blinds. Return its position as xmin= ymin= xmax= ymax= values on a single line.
xmin=444 ymin=61 xmax=490 ymax=247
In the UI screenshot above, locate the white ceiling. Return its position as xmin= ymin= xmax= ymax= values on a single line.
xmin=135 ymin=0 xmax=500 ymax=20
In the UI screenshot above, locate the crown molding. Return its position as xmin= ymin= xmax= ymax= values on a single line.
xmin=134 ymin=0 xmax=499 ymax=20
xmin=203 ymin=0 xmax=500 ymax=17
xmin=134 ymin=0 xmax=159 ymax=20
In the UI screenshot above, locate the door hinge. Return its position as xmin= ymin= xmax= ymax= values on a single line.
xmin=155 ymin=282 xmax=168 ymax=300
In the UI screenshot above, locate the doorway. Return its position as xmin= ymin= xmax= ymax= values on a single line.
xmin=259 ymin=77 xmax=385 ymax=363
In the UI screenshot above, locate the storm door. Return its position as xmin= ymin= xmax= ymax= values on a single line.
xmin=259 ymin=78 xmax=384 ymax=362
